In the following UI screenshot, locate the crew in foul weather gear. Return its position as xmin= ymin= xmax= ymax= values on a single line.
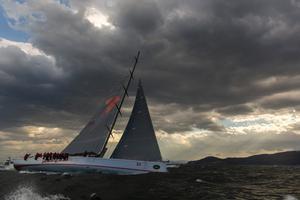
xmin=34 ymin=153 xmax=42 ymax=160
xmin=24 ymin=153 xmax=30 ymax=160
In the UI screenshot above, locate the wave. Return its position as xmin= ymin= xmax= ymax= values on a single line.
xmin=5 ymin=186 xmax=70 ymax=200
xmin=284 ymin=195 xmax=299 ymax=200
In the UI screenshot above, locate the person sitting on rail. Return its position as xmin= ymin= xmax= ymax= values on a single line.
xmin=34 ymin=153 xmax=42 ymax=160
xmin=24 ymin=153 xmax=30 ymax=161
xmin=45 ymin=152 xmax=50 ymax=161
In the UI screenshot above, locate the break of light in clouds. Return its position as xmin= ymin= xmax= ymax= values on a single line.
xmin=84 ymin=7 xmax=115 ymax=30
xmin=1 ymin=0 xmax=300 ymax=161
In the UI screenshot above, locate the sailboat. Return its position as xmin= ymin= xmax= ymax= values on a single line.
xmin=13 ymin=52 xmax=168 ymax=175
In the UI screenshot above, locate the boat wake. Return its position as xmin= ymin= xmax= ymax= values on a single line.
xmin=5 ymin=186 xmax=70 ymax=200
xmin=19 ymin=171 xmax=61 ymax=175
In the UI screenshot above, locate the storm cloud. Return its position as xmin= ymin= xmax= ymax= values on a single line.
xmin=1 ymin=0 xmax=300 ymax=160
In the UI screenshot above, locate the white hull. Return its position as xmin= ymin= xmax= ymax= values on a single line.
xmin=13 ymin=156 xmax=167 ymax=175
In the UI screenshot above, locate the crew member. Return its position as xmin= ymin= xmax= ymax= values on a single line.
xmin=24 ymin=153 xmax=30 ymax=161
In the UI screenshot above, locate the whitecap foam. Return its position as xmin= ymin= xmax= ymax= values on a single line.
xmin=5 ymin=186 xmax=70 ymax=200
xmin=284 ymin=195 xmax=298 ymax=200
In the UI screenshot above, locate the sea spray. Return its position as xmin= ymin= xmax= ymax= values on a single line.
xmin=284 ymin=195 xmax=299 ymax=200
xmin=5 ymin=186 xmax=70 ymax=200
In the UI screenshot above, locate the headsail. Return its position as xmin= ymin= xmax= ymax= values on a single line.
xmin=111 ymin=81 xmax=162 ymax=161
xmin=62 ymin=95 xmax=121 ymax=154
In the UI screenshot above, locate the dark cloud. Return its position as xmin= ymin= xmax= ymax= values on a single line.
xmin=1 ymin=0 xmax=300 ymax=160
xmin=216 ymin=104 xmax=253 ymax=116
xmin=1 ymin=0 xmax=300 ymax=124
xmin=260 ymin=97 xmax=300 ymax=110
xmin=112 ymin=0 xmax=163 ymax=34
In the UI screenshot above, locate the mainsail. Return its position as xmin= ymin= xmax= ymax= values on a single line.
xmin=62 ymin=95 xmax=121 ymax=154
xmin=111 ymin=81 xmax=162 ymax=161
xmin=63 ymin=51 xmax=141 ymax=155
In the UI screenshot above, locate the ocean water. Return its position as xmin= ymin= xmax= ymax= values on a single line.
xmin=1 ymin=165 xmax=300 ymax=200
xmin=4 ymin=186 xmax=70 ymax=200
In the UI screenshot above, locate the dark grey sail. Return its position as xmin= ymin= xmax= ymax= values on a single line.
xmin=62 ymin=95 xmax=121 ymax=154
xmin=111 ymin=81 xmax=162 ymax=161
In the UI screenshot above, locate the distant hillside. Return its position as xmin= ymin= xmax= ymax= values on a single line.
xmin=189 ymin=151 xmax=300 ymax=165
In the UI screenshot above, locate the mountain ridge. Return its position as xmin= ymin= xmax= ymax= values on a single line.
xmin=189 ymin=151 xmax=300 ymax=165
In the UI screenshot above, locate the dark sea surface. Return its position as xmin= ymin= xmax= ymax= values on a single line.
xmin=1 ymin=165 xmax=300 ymax=200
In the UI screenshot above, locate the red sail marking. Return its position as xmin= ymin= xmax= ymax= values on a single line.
xmin=102 ymin=96 xmax=121 ymax=115
xmin=86 ymin=96 xmax=121 ymax=126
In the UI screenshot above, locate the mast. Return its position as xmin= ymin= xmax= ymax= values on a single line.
xmin=98 ymin=51 xmax=140 ymax=157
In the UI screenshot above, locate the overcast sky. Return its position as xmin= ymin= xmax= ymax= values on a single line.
xmin=0 ymin=0 xmax=300 ymax=161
